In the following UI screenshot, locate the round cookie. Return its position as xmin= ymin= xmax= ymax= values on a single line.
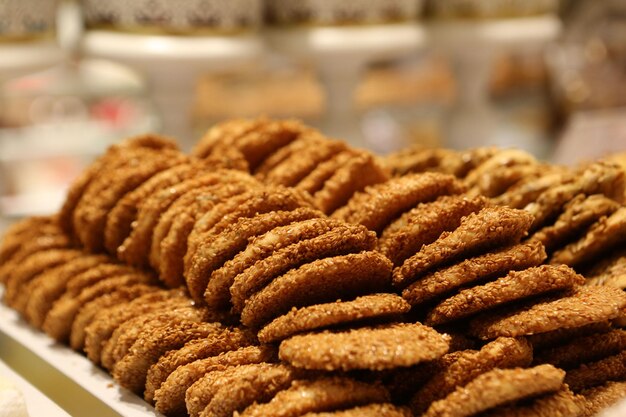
xmin=4 ymin=249 xmax=81 ymax=311
xmin=378 ymin=195 xmax=487 ymax=266
xmin=469 ymin=286 xmax=626 ymax=340
xmin=295 ymin=151 xmax=357 ymax=195
xmin=112 ymin=321 xmax=225 ymax=394
xmin=525 ymin=161 xmax=624 ymax=232
xmin=69 ymin=284 xmax=159 ymax=351
xmin=333 ymin=172 xmax=464 ymax=234
xmin=300 ymin=404 xmax=412 ymax=417
xmin=185 ymin=363 xmax=296 ymax=417
xmin=143 ymin=328 xmax=254 ymax=403
xmin=193 ymin=118 xmax=264 ymax=159
xmin=237 ymin=377 xmax=390 ymax=417
xmin=154 ymin=346 xmax=277 ymax=417
xmin=480 ymin=387 xmax=582 ymax=417
xmin=59 ymin=134 xmax=178 ymax=237
xmin=312 ymin=151 xmax=389 ymax=215
xmin=530 ymin=194 xmax=620 ymax=253
xmin=425 ymin=265 xmax=584 ymax=326
xmin=157 ymin=182 xmax=254 ymax=288
xmin=580 ymin=381 xmax=626 ymax=417
xmin=410 ymin=337 xmax=533 ymax=414
xmin=185 ymin=186 xmax=313 ymax=281
xmin=0 ymin=216 xmax=55 ymax=264
xmin=24 ymin=254 xmax=109 ymax=328
xmin=200 ymin=215 xmax=335 ymax=310
xmin=402 ymin=241 xmax=546 ymax=306
xmin=101 ymin=305 xmax=212 ymax=371
xmin=0 ymin=233 xmax=70 ymax=285
xmin=393 ymin=206 xmax=534 ymax=289
xmin=104 ymin=163 xmax=196 ymax=254
xmin=423 ymin=365 xmax=565 ymax=417
xmin=535 ymin=329 xmax=626 ymax=370
xmin=43 ymin=272 xmax=156 ymax=343
xmin=258 ymin=293 xmax=410 ymax=344
xmin=262 ymin=138 xmax=347 ymax=187
xmin=230 ymin=223 xmax=377 ymax=313
xmin=240 ymin=251 xmax=393 ymax=328
xmin=565 ymin=350 xmax=626 ymax=392
xmin=72 ymin=148 xmax=187 ymax=252
xmin=84 ymin=290 xmax=191 ymax=365
xmin=279 ymin=323 xmax=449 ymax=371
xmin=550 ymin=207 xmax=626 ymax=267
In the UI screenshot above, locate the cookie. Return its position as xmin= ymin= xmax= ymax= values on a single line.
xmin=279 ymin=323 xmax=449 ymax=371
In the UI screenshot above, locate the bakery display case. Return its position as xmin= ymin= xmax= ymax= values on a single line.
xmin=2 ymin=1 xmax=626 ymax=416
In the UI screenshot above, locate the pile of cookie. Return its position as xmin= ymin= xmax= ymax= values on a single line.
xmin=1 ymin=117 xmax=626 ymax=417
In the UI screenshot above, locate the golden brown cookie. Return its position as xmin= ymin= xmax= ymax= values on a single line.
xmin=43 ymin=272 xmax=156 ymax=343
xmin=84 ymin=290 xmax=191 ymax=365
xmin=423 ymin=365 xmax=565 ymax=417
xmin=565 ymin=350 xmax=626 ymax=392
xmin=258 ymin=293 xmax=410 ymax=344
xmin=550 ymin=207 xmax=626 ymax=268
xmin=193 ymin=118 xmax=264 ymax=159
xmin=279 ymin=323 xmax=449 ymax=371
xmin=101 ymin=305 xmax=212 ymax=371
xmin=410 ymin=337 xmax=533 ymax=414
xmin=202 ymin=216 xmax=338 ymax=310
xmin=425 ymin=265 xmax=584 ymax=326
xmin=69 ymin=284 xmax=159 ymax=351
xmin=469 ymin=287 xmax=626 ymax=340
xmin=530 ymin=194 xmax=620 ymax=253
xmin=154 ymin=346 xmax=276 ymax=417
xmin=104 ymin=163 xmax=197 ymax=255
xmin=156 ymin=182 xmax=255 ymax=288
xmin=237 ymin=377 xmax=390 ymax=417
xmin=580 ymin=381 xmax=626 ymax=417
xmin=394 ymin=206 xmax=534 ymax=289
xmin=311 ymin=151 xmax=389 ymax=215
xmin=525 ymin=161 xmax=624 ymax=232
xmin=240 ymin=251 xmax=392 ymax=328
xmin=24 ymin=254 xmax=109 ymax=328
xmin=230 ymin=222 xmax=377 ymax=313
xmin=73 ymin=148 xmax=187 ymax=252
xmin=480 ymin=387 xmax=582 ymax=417
xmin=378 ymin=195 xmax=487 ymax=266
xmin=300 ymin=403 xmax=412 ymax=417
xmin=534 ymin=329 xmax=626 ymax=369
xmin=333 ymin=172 xmax=463 ymax=234
xmin=261 ymin=138 xmax=348 ymax=188
xmin=0 ymin=216 xmax=56 ymax=265
xmin=4 ymin=249 xmax=81 ymax=311
xmin=112 ymin=321 xmax=225 ymax=394
xmin=402 ymin=241 xmax=546 ymax=306
xmin=186 ymin=363 xmax=296 ymax=417
xmin=143 ymin=328 xmax=254 ymax=403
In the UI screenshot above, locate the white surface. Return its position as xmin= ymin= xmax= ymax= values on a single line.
xmin=0 ymin=296 xmax=163 ymax=417
xmin=82 ymin=30 xmax=264 ymax=65
xmin=428 ymin=14 xmax=561 ymax=49
xmin=82 ymin=30 xmax=264 ymax=146
xmin=266 ymin=23 xmax=426 ymax=60
xmin=267 ymin=24 xmax=427 ymax=147
xmin=0 ymin=41 xmax=64 ymax=81
xmin=0 ymin=359 xmax=70 ymax=417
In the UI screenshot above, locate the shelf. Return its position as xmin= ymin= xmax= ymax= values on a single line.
xmin=0 ymin=293 xmax=162 ymax=417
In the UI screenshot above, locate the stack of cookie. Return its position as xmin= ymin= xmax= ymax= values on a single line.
xmin=194 ymin=118 xmax=390 ymax=215
xmin=2 ymin=116 xmax=626 ymax=417
xmin=385 ymin=145 xmax=626 ymax=280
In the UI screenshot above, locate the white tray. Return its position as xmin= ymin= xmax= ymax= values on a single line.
xmin=0 ymin=292 xmax=162 ymax=417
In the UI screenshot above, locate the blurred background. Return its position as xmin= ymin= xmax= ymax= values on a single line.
xmin=1 ymin=0 xmax=625 ymax=223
